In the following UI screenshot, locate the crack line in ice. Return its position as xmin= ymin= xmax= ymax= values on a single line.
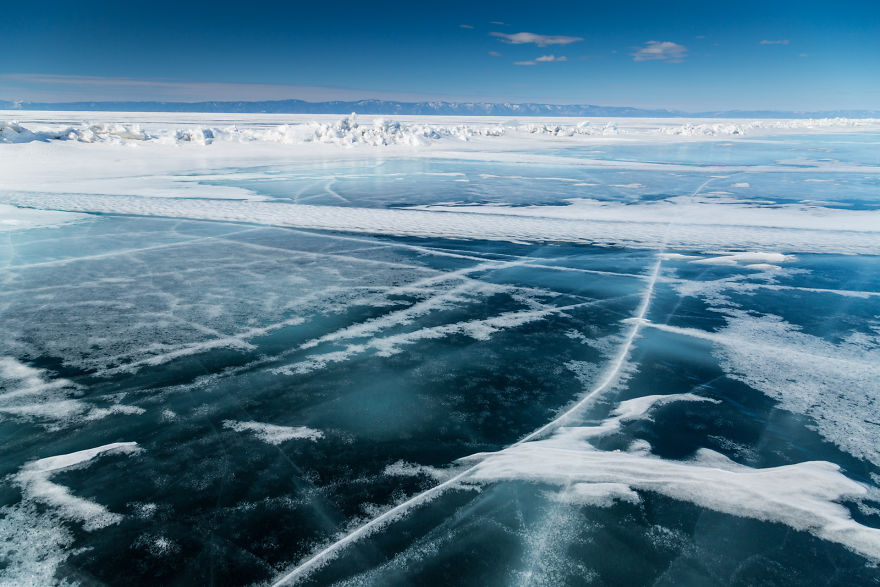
xmin=515 ymin=259 xmax=662 ymax=445
xmin=279 ymin=227 xmax=515 ymax=263
xmin=216 ymin=236 xmax=441 ymax=273
xmin=3 ymin=227 xmax=260 ymax=271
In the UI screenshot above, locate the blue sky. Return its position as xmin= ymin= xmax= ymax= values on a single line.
xmin=1 ymin=0 xmax=878 ymax=110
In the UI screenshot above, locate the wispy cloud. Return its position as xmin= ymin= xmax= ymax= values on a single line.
xmin=632 ymin=41 xmax=687 ymax=62
xmin=490 ymin=21 xmax=506 ymax=25
xmin=760 ymin=39 xmax=790 ymax=45
xmin=459 ymin=24 xmax=475 ymax=29
xmin=488 ymin=51 xmax=502 ymax=57
xmin=491 ymin=32 xmax=583 ymax=47
xmin=514 ymin=55 xmax=568 ymax=66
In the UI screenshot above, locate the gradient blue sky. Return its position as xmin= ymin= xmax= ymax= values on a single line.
xmin=1 ymin=0 xmax=878 ymax=110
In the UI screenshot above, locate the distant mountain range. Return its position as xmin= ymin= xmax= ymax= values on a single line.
xmin=1 ymin=98 xmax=877 ymax=118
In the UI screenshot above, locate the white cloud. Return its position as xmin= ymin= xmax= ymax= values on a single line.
xmin=536 ymin=55 xmax=567 ymax=62
xmin=488 ymin=51 xmax=502 ymax=57
xmin=514 ymin=55 xmax=568 ymax=66
xmin=459 ymin=24 xmax=474 ymax=29
xmin=760 ymin=39 xmax=790 ymax=45
xmin=632 ymin=41 xmax=687 ymax=63
xmin=491 ymin=32 xmax=583 ymax=47
xmin=490 ymin=21 xmax=506 ymax=25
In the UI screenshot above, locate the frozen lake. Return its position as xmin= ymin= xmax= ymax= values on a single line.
xmin=1 ymin=112 xmax=879 ymax=585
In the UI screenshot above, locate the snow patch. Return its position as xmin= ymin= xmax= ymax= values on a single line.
xmin=222 ymin=420 xmax=323 ymax=444
xmin=462 ymin=395 xmax=880 ymax=562
xmin=0 ymin=357 xmax=143 ymax=428
xmin=383 ymin=461 xmax=450 ymax=481
xmin=690 ymin=251 xmax=794 ymax=267
xmin=14 ymin=442 xmax=140 ymax=531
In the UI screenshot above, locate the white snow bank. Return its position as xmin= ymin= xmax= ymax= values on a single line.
xmin=413 ymin=197 xmax=880 ymax=234
xmin=15 ymin=442 xmax=140 ymax=531
xmin=8 ymin=192 xmax=877 ymax=255
xmin=657 ymin=118 xmax=880 ymax=136
xmin=3 ymin=115 xmax=878 ymax=146
xmin=1 ymin=120 xmax=151 ymax=143
xmin=0 ymin=115 xmax=505 ymax=147
xmin=222 ymin=420 xmax=323 ymax=444
xmin=461 ymin=394 xmax=880 ymax=561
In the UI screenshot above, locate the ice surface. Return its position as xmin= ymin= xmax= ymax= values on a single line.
xmin=2 ymin=111 xmax=879 ymax=585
